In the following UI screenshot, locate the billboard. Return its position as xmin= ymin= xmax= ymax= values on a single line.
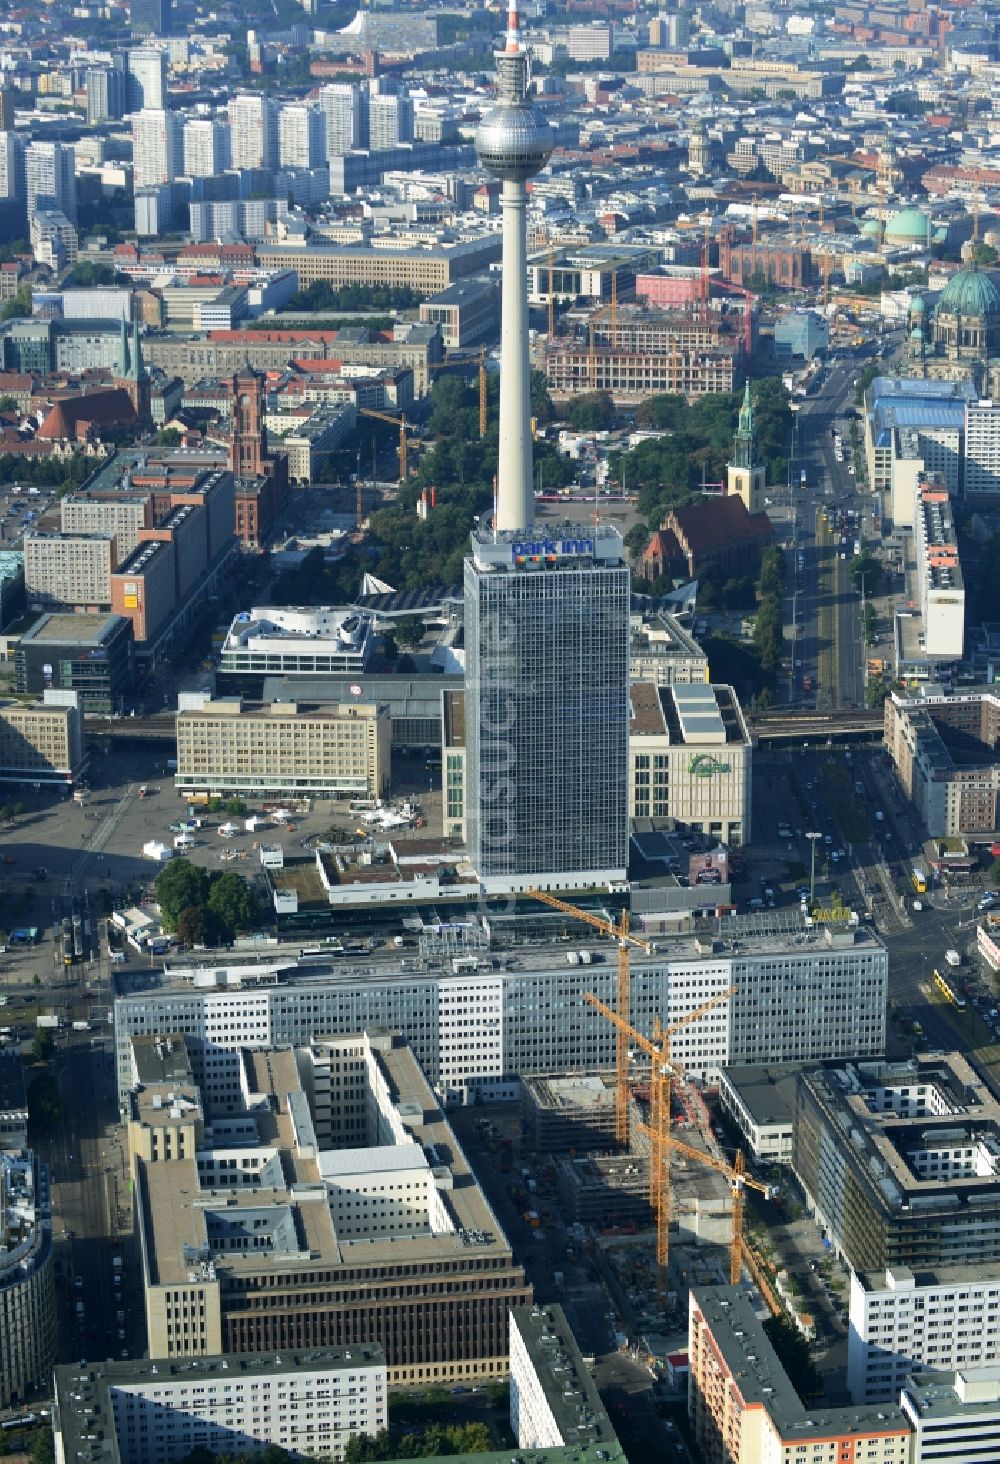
xmin=689 ymin=848 xmax=728 ymax=886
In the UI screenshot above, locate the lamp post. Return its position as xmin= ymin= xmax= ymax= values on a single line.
xmin=806 ymin=831 xmax=823 ymax=904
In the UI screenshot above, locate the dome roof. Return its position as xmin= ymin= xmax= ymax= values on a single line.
xmin=910 ymin=295 xmax=925 ymax=314
xmin=936 ymin=264 xmax=1000 ymax=317
xmin=859 ymin=218 xmax=880 ymax=238
xmin=884 ymin=206 xmax=931 ymax=243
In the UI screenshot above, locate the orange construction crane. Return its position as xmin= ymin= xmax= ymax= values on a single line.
xmin=657 ymin=1131 xmax=777 ymax=1290
xmin=358 ymin=407 xmax=411 ymax=486
xmin=583 ymin=987 xmax=736 ymax=1270
xmin=527 ymin=891 xmax=652 ymax=1146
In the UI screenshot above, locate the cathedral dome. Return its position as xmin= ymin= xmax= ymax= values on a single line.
xmin=936 ymin=264 xmax=1000 ymax=317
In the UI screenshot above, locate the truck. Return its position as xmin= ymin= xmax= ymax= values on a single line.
xmin=71 ymin=1020 xmax=91 ymax=1032
xmin=36 ymin=1014 xmax=60 ymax=1029
xmin=566 ymin=950 xmax=581 ymax=966
xmin=911 ymin=869 xmax=927 ymax=894
xmin=945 ymin=949 xmax=962 ymax=968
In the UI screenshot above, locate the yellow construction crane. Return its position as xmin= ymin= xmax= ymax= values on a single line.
xmin=583 ymin=988 xmax=736 ymax=1270
xmin=658 ymin=1131 xmax=777 ymax=1290
xmin=527 ymin=891 xmax=652 ymax=1145
xmin=358 ymin=407 xmax=411 ymax=486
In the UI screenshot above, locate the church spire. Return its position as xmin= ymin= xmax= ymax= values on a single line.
xmin=733 ymin=380 xmax=759 ymax=470
xmin=118 ymin=314 xmax=129 ymax=379
xmin=131 ymin=316 xmax=147 ymax=382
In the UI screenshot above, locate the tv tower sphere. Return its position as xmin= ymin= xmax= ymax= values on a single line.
xmin=475 ymin=4 xmax=553 ymax=182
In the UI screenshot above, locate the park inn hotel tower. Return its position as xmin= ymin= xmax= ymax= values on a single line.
xmin=466 ymin=0 xmax=630 ymax=891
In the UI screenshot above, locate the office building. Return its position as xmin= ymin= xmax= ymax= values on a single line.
xmin=901 ymin=1369 xmax=1000 ymax=1461
xmin=320 ymin=83 xmax=365 ymax=156
xmin=628 ymin=681 xmax=751 ymax=846
xmin=0 ymin=692 xmax=85 ymax=785
xmin=276 ymin=404 xmax=357 ymax=483
xmin=30 ymin=211 xmax=78 ymax=272
xmin=132 ymin=109 xmax=182 ymax=190
xmin=509 ymin=1305 xmax=619 ymax=1452
xmin=174 ymin=693 xmax=390 ymax=799
xmin=544 ymin=312 xmax=745 ymax=403
xmin=219 ymin=606 xmax=373 ymax=684
xmin=0 ymin=87 xmax=15 ymax=132
xmin=848 ymin=1263 xmax=1000 ymax=1405
xmin=688 ymin=1288 xmax=911 ymax=1464
xmin=229 ymin=94 xmax=279 ymax=171
xmin=0 ymin=1055 xmax=28 ymax=1149
xmin=0 ymin=131 xmax=23 ymax=204
xmin=913 ymin=482 xmax=965 ymax=660
xmin=53 ymin=1349 xmax=385 ymax=1464
xmin=86 ymin=66 xmax=127 ymax=124
xmin=464 ymin=528 xmax=630 ymax=890
xmin=255 ymin=237 xmax=500 ymax=295
xmin=863 ymin=376 xmax=973 ymax=512
xmin=113 ymin=920 xmax=887 ymax=1109
xmin=629 ymin=609 xmax=709 ymax=686
xmin=182 ymin=119 xmax=229 ymax=177
xmin=127 ymin=48 xmax=167 ymax=111
xmin=418 ymin=279 xmax=499 ymax=350
xmin=130 ymin=0 xmax=171 ymax=33
xmin=884 ymin=686 xmax=1000 ymax=837
xmin=129 ymin=1030 xmax=529 ymax=1380
xmin=0 ymin=1144 xmax=56 ymax=1409
xmin=24 ymin=531 xmax=117 ymax=609
xmin=25 ymin=140 xmax=75 ymax=222
xmin=61 ymin=493 xmax=151 ymax=560
xmin=794 ymin=1053 xmax=1000 ymax=1274
xmin=964 ymin=398 xmax=1000 ymax=499
xmin=279 ymin=102 xmax=326 ymax=170
xmin=718 ymin=1063 xmax=803 ymax=1168
xmin=14 ymin=612 xmax=134 ymax=716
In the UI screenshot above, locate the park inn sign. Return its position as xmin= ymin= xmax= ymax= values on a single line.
xmin=688 ymin=753 xmax=731 ymax=778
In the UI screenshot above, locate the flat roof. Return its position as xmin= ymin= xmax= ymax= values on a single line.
xmin=20 ymin=611 xmax=126 ymax=647
xmin=857 ymin=1261 xmax=1000 ymax=1295
xmin=510 ymin=1305 xmax=619 ymax=1448
xmin=0 ymin=1052 xmax=27 ymax=1115
xmin=130 ymin=1033 xmax=194 ymax=1087
xmin=720 ymin=1063 xmax=807 ymax=1129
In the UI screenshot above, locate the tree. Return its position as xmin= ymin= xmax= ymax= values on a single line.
xmin=206 ymin=872 xmax=259 ymax=937
xmin=176 ymin=904 xmax=216 ymax=948
xmin=31 ymin=1028 xmax=55 ymax=1064
xmin=0 ymin=395 xmax=16 ymax=412
xmin=394 ymin=616 xmax=425 ymax=649
xmin=763 ymin=1315 xmax=822 ymax=1400
xmin=154 ymin=859 xmax=210 ymax=930
xmin=156 ymin=427 xmax=183 ymax=447
xmin=989 ymin=858 xmax=1000 ymax=884
xmin=566 ymin=391 xmax=615 ymax=432
xmin=29 ymin=1430 xmax=55 ymax=1464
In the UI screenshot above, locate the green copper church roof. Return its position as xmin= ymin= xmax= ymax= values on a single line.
xmin=936 ymin=263 xmax=1000 ymax=317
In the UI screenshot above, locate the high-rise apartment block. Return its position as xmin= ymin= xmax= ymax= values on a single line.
xmin=182 ymin=118 xmax=229 ymax=177
xmin=0 ymin=1141 xmax=57 ymax=1408
xmin=369 ymin=94 xmax=413 ymax=151
xmin=25 ymin=140 xmax=76 ymax=222
xmin=229 ymin=93 xmax=279 ymax=170
xmin=278 ymin=102 xmax=326 ymax=169
xmin=54 ymin=1349 xmax=386 ymax=1464
xmin=86 ymin=66 xmax=127 ymax=124
xmin=130 ymin=0 xmax=172 ymax=33
xmin=0 ymin=132 xmax=23 ymax=203
xmin=132 ymin=109 xmax=182 ymax=189
xmin=127 ymin=48 xmax=167 ymax=110
xmin=964 ymin=398 xmax=1000 ymax=499
xmin=320 ymin=83 xmax=365 ymax=155
xmin=25 ymin=531 xmax=118 ymax=608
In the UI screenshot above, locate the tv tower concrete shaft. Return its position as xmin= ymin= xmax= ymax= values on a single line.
xmin=475 ymin=0 xmax=553 ymax=533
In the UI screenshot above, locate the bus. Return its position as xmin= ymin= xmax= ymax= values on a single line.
xmin=933 ymin=967 xmax=966 ymax=1009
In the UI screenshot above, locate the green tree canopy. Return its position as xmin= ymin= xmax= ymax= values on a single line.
xmin=206 ymin=872 xmax=260 ymax=938
xmin=566 ymin=391 xmax=614 ymax=432
xmin=155 ymin=859 xmax=211 ymax=931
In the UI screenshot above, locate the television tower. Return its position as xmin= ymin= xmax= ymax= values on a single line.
xmin=476 ymin=0 xmax=552 ymax=533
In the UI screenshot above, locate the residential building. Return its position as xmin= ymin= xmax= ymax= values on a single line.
xmin=369 ymin=95 xmax=413 ymax=151
xmin=0 ymin=132 xmax=23 ymax=204
xmin=14 ymin=612 xmax=134 ymax=716
xmin=964 ymin=398 xmax=1000 ymax=499
xmin=132 ymin=109 xmax=181 ymax=190
xmin=901 ymin=1368 xmax=1000 ymax=1461
xmin=0 ymin=692 xmax=85 ymax=785
xmin=229 ymin=94 xmax=279 ymax=171
xmin=61 ymin=493 xmax=151 ymax=560
xmin=174 ymin=693 xmax=390 ymax=798
xmin=629 ymin=681 xmax=751 ymax=846
xmin=130 ymin=0 xmax=171 ymax=32
xmin=275 ymin=404 xmax=357 ymax=483
xmin=127 ymin=48 xmax=166 ymax=111
xmin=113 ymin=920 xmax=887 ymax=1109
xmin=24 ymin=532 xmax=117 ymax=610
xmin=86 ymin=66 xmax=127 ymax=124
xmin=688 ymin=1287 xmax=911 ymax=1464
xmin=464 ymin=526 xmax=630 ymax=891
xmin=53 ymin=1349 xmax=386 ymax=1464
xmin=567 ymin=22 xmax=614 ymax=60
xmin=129 ymin=1029 xmax=530 ymax=1380
xmin=279 ymin=103 xmax=326 ymax=170
xmin=629 ymin=610 xmax=709 ymax=686
xmin=0 ymin=1143 xmax=56 ymax=1409
xmin=884 ymin=687 xmax=1000 ymax=837
xmin=0 ymin=550 xmax=24 ymax=631
xmin=29 ymin=211 xmax=78 ymax=272
xmin=794 ymin=1053 xmax=1000 ymax=1273
xmin=849 ymin=1264 xmax=1000 ymax=1405
xmin=24 ymin=140 xmax=75 ymax=223
xmin=913 ymin=483 xmax=965 ymax=660
xmin=219 ymin=606 xmax=373 ymax=686
xmin=320 ymin=84 xmax=365 ymax=156
xmin=509 ymin=1304 xmax=619 ymax=1451
xmin=182 ymin=119 xmax=230 ymax=178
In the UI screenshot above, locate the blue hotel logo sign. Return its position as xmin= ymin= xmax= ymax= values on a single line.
xmin=512 ymin=537 xmax=594 ymax=563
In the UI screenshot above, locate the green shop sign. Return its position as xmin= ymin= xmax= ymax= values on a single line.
xmin=688 ymin=753 xmax=731 ymax=778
